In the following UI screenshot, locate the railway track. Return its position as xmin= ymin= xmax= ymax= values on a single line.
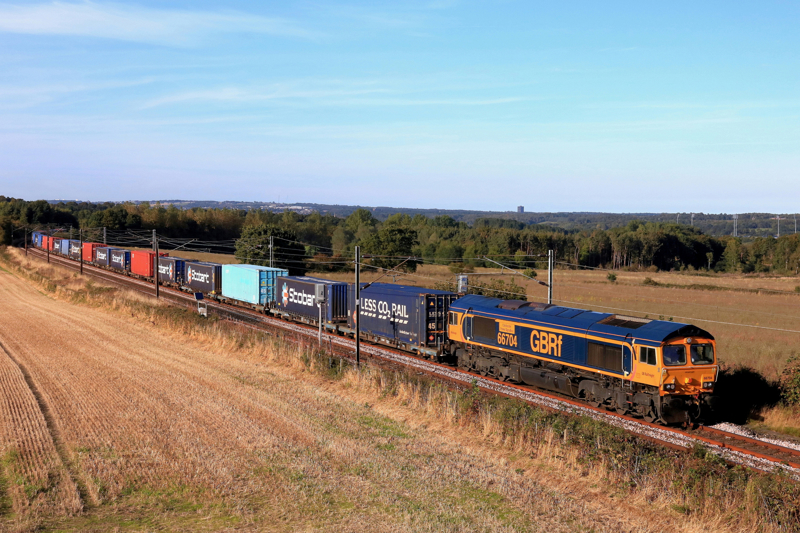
xmin=22 ymin=247 xmax=800 ymax=476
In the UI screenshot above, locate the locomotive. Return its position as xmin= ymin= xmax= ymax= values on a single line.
xmin=447 ymin=295 xmax=717 ymax=425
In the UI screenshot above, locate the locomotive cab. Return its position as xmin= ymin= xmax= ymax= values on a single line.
xmin=653 ymin=336 xmax=717 ymax=424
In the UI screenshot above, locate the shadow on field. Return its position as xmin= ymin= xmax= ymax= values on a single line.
xmin=710 ymin=366 xmax=782 ymax=424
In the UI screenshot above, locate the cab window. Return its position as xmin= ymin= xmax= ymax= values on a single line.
xmin=691 ymin=344 xmax=714 ymax=365
xmin=663 ymin=345 xmax=686 ymax=366
xmin=448 ymin=312 xmax=459 ymax=326
xmin=639 ymin=346 xmax=656 ymax=365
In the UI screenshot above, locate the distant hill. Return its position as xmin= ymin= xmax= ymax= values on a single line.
xmin=44 ymin=199 xmax=796 ymax=238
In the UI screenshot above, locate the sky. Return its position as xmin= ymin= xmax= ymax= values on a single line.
xmin=0 ymin=1 xmax=798 ymax=212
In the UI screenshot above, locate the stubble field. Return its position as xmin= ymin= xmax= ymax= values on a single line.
xmin=0 ymin=251 xmax=724 ymax=532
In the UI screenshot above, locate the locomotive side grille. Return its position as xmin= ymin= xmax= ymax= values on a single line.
xmin=587 ymin=342 xmax=623 ymax=372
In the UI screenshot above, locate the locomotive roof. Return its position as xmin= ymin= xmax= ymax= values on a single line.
xmin=451 ymin=294 xmax=713 ymax=344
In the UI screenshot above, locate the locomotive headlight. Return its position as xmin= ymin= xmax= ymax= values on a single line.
xmin=702 ymin=381 xmax=714 ymax=388
xmin=663 ymin=383 xmax=676 ymax=391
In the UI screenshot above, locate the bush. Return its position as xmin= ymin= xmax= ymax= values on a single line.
xmin=522 ymin=268 xmax=537 ymax=279
xmin=642 ymin=277 xmax=659 ymax=286
xmin=780 ymin=355 xmax=800 ymax=406
xmin=607 ymin=272 xmax=617 ymax=283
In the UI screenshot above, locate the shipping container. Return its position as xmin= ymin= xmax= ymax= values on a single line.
xmin=157 ymin=257 xmax=198 ymax=285
xmin=109 ymin=249 xmax=130 ymax=272
xmin=31 ymin=232 xmax=40 ymax=248
xmin=347 ymin=283 xmax=458 ymax=352
xmin=221 ymin=264 xmax=288 ymax=306
xmin=93 ymin=247 xmax=119 ymax=267
xmin=82 ymin=242 xmax=103 ymax=262
xmin=130 ymin=250 xmax=169 ymax=278
xmin=69 ymin=241 xmax=82 ymax=259
xmin=275 ymin=276 xmax=348 ymax=322
xmin=58 ymin=239 xmax=73 ymax=255
xmin=184 ymin=262 xmax=221 ymax=293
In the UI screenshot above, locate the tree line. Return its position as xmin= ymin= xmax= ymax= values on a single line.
xmin=3 ymin=197 xmax=800 ymax=275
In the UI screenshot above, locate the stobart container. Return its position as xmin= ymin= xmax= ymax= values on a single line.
xmin=109 ymin=249 xmax=130 ymax=272
xmin=157 ymin=257 xmax=196 ymax=285
xmin=185 ymin=262 xmax=221 ymax=293
xmin=94 ymin=247 xmax=118 ymax=267
xmin=131 ymin=250 xmax=169 ymax=278
xmin=347 ymin=283 xmax=458 ymax=351
xmin=82 ymin=242 xmax=103 ymax=262
xmin=221 ymin=264 xmax=287 ymax=306
xmin=275 ymin=276 xmax=348 ymax=322
xmin=69 ymin=241 xmax=82 ymax=259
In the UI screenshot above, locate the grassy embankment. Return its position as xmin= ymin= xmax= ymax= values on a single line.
xmin=2 ymin=246 xmax=799 ymax=532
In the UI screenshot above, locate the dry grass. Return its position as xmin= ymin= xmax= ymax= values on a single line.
xmin=2 ymin=247 xmax=739 ymax=533
xmin=754 ymin=405 xmax=800 ymax=439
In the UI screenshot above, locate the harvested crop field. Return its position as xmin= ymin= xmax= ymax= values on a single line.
xmin=0 ymin=259 xmax=733 ymax=532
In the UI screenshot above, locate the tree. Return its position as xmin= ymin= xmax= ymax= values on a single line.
xmin=361 ymin=227 xmax=419 ymax=272
xmin=234 ymin=224 xmax=307 ymax=275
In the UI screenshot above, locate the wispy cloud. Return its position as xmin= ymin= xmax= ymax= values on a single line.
xmin=0 ymin=1 xmax=317 ymax=46
xmin=140 ymin=84 xmax=524 ymax=109
xmin=0 ymin=77 xmax=155 ymax=109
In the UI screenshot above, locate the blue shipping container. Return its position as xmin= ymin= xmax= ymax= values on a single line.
xmin=185 ymin=262 xmax=222 ymax=293
xmin=221 ymin=264 xmax=288 ymax=306
xmin=275 ymin=276 xmax=348 ymax=322
xmin=94 ymin=247 xmax=119 ymax=266
xmin=63 ymin=239 xmax=77 ymax=255
xmin=158 ymin=257 xmax=196 ymax=285
xmin=348 ymin=283 xmax=458 ymax=349
xmin=109 ymin=249 xmax=130 ymax=272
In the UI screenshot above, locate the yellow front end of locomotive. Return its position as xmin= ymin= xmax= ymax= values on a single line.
xmin=657 ymin=337 xmax=718 ymax=396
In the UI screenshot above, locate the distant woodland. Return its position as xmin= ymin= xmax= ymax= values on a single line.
xmin=3 ymin=196 xmax=800 ymax=275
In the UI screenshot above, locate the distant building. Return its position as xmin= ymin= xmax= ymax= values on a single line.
xmin=517 ymin=206 xmax=524 ymax=213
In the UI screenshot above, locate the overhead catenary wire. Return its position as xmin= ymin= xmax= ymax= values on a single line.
xmin=40 ymin=229 xmax=800 ymax=333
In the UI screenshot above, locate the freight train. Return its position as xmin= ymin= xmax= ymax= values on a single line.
xmin=29 ymin=232 xmax=719 ymax=425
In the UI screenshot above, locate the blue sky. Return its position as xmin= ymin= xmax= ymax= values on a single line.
xmin=1 ymin=1 xmax=798 ymax=212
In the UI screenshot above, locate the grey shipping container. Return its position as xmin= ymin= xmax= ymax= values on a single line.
xmin=69 ymin=241 xmax=82 ymax=259
xmin=94 ymin=247 xmax=118 ymax=266
xmin=347 ymin=283 xmax=458 ymax=352
xmin=158 ymin=257 xmax=196 ymax=285
xmin=275 ymin=276 xmax=348 ymax=322
xmin=109 ymin=249 xmax=130 ymax=272
xmin=185 ymin=262 xmax=221 ymax=293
